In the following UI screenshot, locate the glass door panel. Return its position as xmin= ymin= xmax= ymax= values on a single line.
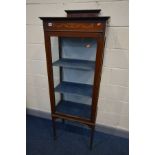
xmin=50 ymin=36 xmax=97 ymax=119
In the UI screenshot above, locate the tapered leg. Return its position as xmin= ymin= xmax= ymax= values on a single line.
xmin=90 ymin=126 xmax=95 ymax=150
xmin=52 ymin=117 xmax=56 ymax=140
xmin=62 ymin=119 xmax=65 ymax=124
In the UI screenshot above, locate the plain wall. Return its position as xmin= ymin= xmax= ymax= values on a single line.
xmin=26 ymin=0 xmax=129 ymax=131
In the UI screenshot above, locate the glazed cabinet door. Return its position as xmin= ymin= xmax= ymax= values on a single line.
xmin=43 ymin=29 xmax=105 ymax=123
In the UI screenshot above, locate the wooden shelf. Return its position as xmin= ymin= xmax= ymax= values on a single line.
xmin=56 ymin=100 xmax=91 ymax=119
xmin=53 ymin=58 xmax=95 ymax=70
xmin=55 ymin=81 xmax=93 ymax=97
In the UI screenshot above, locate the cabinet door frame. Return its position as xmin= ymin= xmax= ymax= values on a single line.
xmin=43 ymin=29 xmax=105 ymax=124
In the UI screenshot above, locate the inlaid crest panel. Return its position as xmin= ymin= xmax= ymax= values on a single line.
xmin=44 ymin=22 xmax=105 ymax=32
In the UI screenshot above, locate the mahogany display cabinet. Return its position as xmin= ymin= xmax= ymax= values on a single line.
xmin=40 ymin=10 xmax=110 ymax=149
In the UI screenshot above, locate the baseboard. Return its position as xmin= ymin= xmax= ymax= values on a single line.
xmin=26 ymin=108 xmax=129 ymax=139
xmin=27 ymin=108 xmax=52 ymax=120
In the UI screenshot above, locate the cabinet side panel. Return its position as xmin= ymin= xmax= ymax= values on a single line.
xmin=43 ymin=30 xmax=56 ymax=113
xmin=91 ymin=35 xmax=105 ymax=123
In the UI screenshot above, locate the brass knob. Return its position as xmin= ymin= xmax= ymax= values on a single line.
xmin=48 ymin=23 xmax=53 ymax=26
xmin=97 ymin=23 xmax=101 ymax=26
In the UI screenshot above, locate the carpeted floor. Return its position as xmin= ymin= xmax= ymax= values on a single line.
xmin=26 ymin=115 xmax=129 ymax=155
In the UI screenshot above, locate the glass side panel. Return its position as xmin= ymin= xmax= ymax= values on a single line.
xmin=50 ymin=37 xmax=97 ymax=119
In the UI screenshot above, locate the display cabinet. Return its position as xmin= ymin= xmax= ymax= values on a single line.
xmin=40 ymin=10 xmax=110 ymax=149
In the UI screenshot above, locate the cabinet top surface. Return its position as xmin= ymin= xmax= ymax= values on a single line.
xmin=39 ymin=17 xmax=110 ymax=22
xmin=40 ymin=9 xmax=110 ymax=22
xmin=65 ymin=9 xmax=101 ymax=13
